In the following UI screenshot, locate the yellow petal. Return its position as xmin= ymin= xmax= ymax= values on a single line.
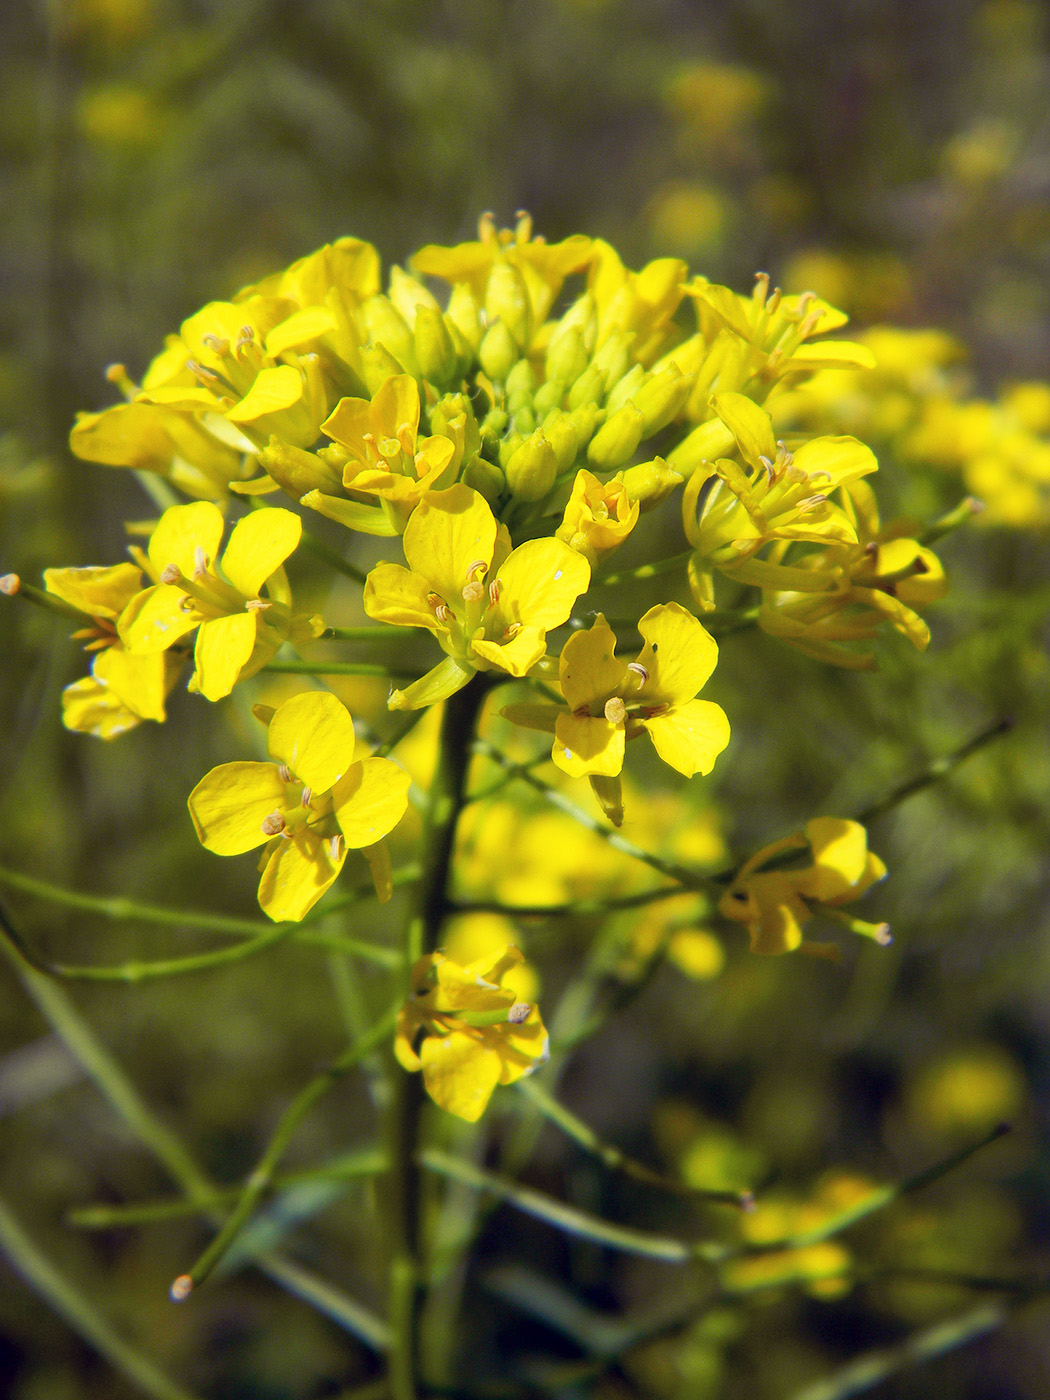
xmin=420 ymin=1032 xmax=503 ymax=1121
xmin=636 ymin=602 xmax=719 ymax=703
xmin=147 ymin=501 xmax=225 ymax=578
xmin=643 ymin=699 xmax=730 ymax=777
xmin=553 ymin=712 xmax=624 ymax=777
xmin=792 ymin=436 xmax=877 ymax=488
xmin=402 ymin=485 xmax=496 ymax=606
xmin=558 ymin=615 xmax=628 ymax=710
xmin=713 ymin=391 xmax=777 ymax=467
xmin=470 ymin=623 xmax=548 ymax=676
xmin=92 ymin=646 xmax=170 ymax=721
xmin=188 ymin=761 xmax=285 ymax=854
xmin=331 ymin=757 xmax=411 ymax=848
xmin=264 ymin=306 xmax=337 ymax=358
xmin=267 ymin=691 xmax=357 ymax=792
xmin=220 ymin=507 xmax=302 ymax=598
xmin=61 ymin=677 xmax=140 ymax=739
xmin=800 ymin=818 xmax=881 ymax=902
xmin=363 ymin=562 xmax=446 ymax=633
xmin=44 ymin=563 xmax=142 ymax=619
xmin=492 ymin=538 xmax=590 ymax=631
xmin=371 ymin=374 xmax=420 ymax=440
xmin=194 ymin=612 xmax=258 ymax=700
xmin=119 ymin=584 xmax=199 ymax=654
xmin=257 ymin=827 xmax=344 ymax=922
xmin=225 ymin=365 xmax=304 ymax=423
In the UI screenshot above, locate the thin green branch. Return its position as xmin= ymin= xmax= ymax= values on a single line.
xmin=298 ymin=528 xmax=369 ymax=584
xmin=263 ymin=660 xmax=421 ymax=678
xmin=421 ymin=1149 xmax=714 ymax=1265
xmin=173 ymin=1006 xmax=400 ymax=1298
xmin=786 ymin=1299 xmax=1017 ymax=1400
xmin=516 ymin=1077 xmax=752 ymax=1209
xmin=855 ymin=719 xmax=1014 ymax=826
xmin=451 ymin=884 xmax=689 ymax=920
xmin=321 ymin=624 xmax=410 ymax=641
xmin=593 ymin=549 xmax=691 ymax=588
xmin=0 ymin=1196 xmax=205 ymax=1400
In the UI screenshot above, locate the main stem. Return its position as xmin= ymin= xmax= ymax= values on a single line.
xmin=386 ymin=678 xmax=487 ymax=1400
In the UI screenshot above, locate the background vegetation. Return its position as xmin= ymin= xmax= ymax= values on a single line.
xmin=1 ymin=1 xmax=1048 ymax=1397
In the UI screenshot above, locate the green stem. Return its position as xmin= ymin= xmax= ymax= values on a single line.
xmin=0 ymin=1196 xmax=205 ymax=1400
xmin=298 ymin=528 xmax=369 ymax=584
xmin=262 ymin=661 xmax=420 ymax=677
xmin=516 ymin=1078 xmax=752 ymax=1208
xmin=322 ymin=624 xmax=409 ymax=641
xmin=594 ymin=549 xmax=691 ymax=588
xmin=855 ymin=719 xmax=1014 ymax=826
xmin=175 ymin=1007 xmax=399 ymax=1297
xmin=385 ymin=677 xmax=489 ymax=1400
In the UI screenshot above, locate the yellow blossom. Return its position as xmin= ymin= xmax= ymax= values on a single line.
xmin=718 ymin=817 xmax=888 ymax=956
xmin=555 ymin=468 xmax=640 ymax=565
xmin=394 ymin=946 xmax=548 ymax=1121
xmin=120 ymin=502 xmax=322 ymax=701
xmin=188 ymin=691 xmax=410 ymax=921
xmin=363 ymin=484 xmax=590 ymax=709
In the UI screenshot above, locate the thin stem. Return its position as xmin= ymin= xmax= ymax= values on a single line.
xmin=855 ymin=719 xmax=1014 ymax=826
xmin=262 ymin=661 xmax=421 ymax=678
xmin=0 ymin=1196 xmax=205 ymax=1400
xmin=451 ymin=884 xmax=688 ymax=920
xmin=322 ymin=624 xmax=409 ymax=641
xmin=594 ymin=549 xmax=691 ymax=588
xmin=298 ymin=528 xmax=369 ymax=584
xmin=385 ymin=678 xmax=489 ymax=1400
xmin=516 ymin=1078 xmax=752 ymax=1209
xmin=173 ymin=1006 xmax=400 ymax=1297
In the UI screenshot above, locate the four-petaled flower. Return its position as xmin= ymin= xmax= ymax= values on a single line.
xmin=120 ymin=501 xmax=321 ymax=701
xmin=395 ymin=946 xmax=549 ymax=1121
xmin=188 ymin=691 xmax=411 ymax=922
xmin=718 ymin=817 xmax=888 ymax=956
xmin=363 ymin=484 xmax=590 ymax=709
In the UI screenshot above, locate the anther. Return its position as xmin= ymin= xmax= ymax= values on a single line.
xmin=245 ymin=599 xmax=272 ymax=611
xmin=260 ymin=811 xmax=285 ymax=836
xmin=186 ymin=358 xmax=219 ymax=383
xmin=300 ymin=787 xmax=313 ymax=808
xmin=239 ymin=325 xmax=255 ymax=343
xmin=758 ymin=454 xmax=776 ymax=482
xmin=507 ymin=1002 xmax=531 ymax=1025
xmin=329 ymin=834 xmax=345 ymax=862
xmin=626 ymin=662 xmax=649 ymax=686
xmin=0 ymin=574 xmax=20 ymax=595
xmin=278 ymin=764 xmax=292 ymax=783
xmin=488 ymin=579 xmax=501 ymax=607
xmin=193 ymin=546 xmax=209 ymax=579
xmin=465 ymin=559 xmax=488 ymax=583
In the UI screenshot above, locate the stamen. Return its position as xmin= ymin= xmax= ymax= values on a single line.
xmin=186 ymin=358 xmax=219 ymax=383
xmin=300 ymin=787 xmax=313 ymax=808
xmin=239 ymin=325 xmax=255 ymax=343
xmin=0 ymin=574 xmax=20 ymax=595
xmin=328 ymin=834 xmax=345 ymax=862
xmin=798 ymin=494 xmax=827 ymax=511
xmin=488 ymin=579 xmax=501 ymax=607
xmin=260 ymin=811 xmax=285 ymax=836
xmin=201 ymin=334 xmax=230 ymax=355
xmin=758 ymin=454 xmax=776 ymax=483
xmin=426 ymin=591 xmax=452 ymax=622
xmin=193 ymin=546 xmax=209 ymax=579
xmin=465 ymin=559 xmax=488 ymax=583
xmin=245 ymin=599 xmax=272 ymax=612
xmin=278 ymin=764 xmax=292 ymax=783
xmin=626 ymin=662 xmax=649 ymax=686
xmin=507 ymin=1002 xmax=531 ymax=1025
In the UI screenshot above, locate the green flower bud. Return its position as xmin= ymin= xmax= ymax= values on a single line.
xmin=413 ymin=305 xmax=458 ymax=388
xmin=538 ymin=409 xmax=580 ymax=473
xmin=504 ymin=430 xmax=558 ymax=501
xmin=359 ymin=343 xmax=407 ymax=396
xmin=505 ymin=358 xmax=537 ymax=401
xmin=498 ymin=431 xmax=525 ymax=469
xmin=387 ymin=265 xmax=441 ymax=322
xmin=446 ymin=283 xmax=484 ymax=349
xmin=533 ymin=380 xmax=564 ymax=416
xmin=666 ymin=418 xmax=737 ymax=477
xmin=430 ymin=393 xmax=481 ymax=457
xmin=586 ymin=403 xmax=645 ymax=471
xmin=565 ymin=402 xmax=601 ymax=449
xmin=545 ymin=325 xmax=589 ymax=388
xmin=620 ymin=456 xmax=684 ymax=511
xmin=460 ymin=452 xmax=505 ymax=505
xmin=630 ymin=363 xmax=693 ymax=435
xmin=446 ymin=320 xmax=477 ymax=380
xmin=590 ymin=330 xmax=633 ymax=394
xmin=479 ymin=321 xmax=519 ymax=384
xmin=548 ymin=291 xmax=597 ymax=358
xmin=360 ymin=295 xmax=418 ymax=376
xmin=568 ymin=363 xmax=606 ymax=410
xmin=484 ymin=261 xmax=531 ymax=349
xmin=511 ymin=406 xmax=536 ymax=436
xmin=258 ymin=437 xmax=344 ymax=499
xmin=605 ymin=363 xmax=647 ymax=416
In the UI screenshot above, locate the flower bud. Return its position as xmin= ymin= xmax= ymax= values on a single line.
xmin=445 ymin=282 xmax=484 ymax=349
xmin=538 ymin=408 xmax=580 ymax=473
xmin=429 ymin=392 xmax=482 ymax=473
xmin=666 ymin=417 xmax=737 ymax=476
xmin=505 ymin=358 xmax=537 ymax=402
xmin=605 ymin=363 xmax=646 ymax=416
xmin=533 ymin=380 xmax=563 ymax=416
xmin=484 ymin=261 xmax=531 ymax=349
xmin=460 ymin=453 xmax=505 ymax=505
xmin=478 ymin=321 xmax=519 ymax=384
xmin=630 ymin=363 xmax=693 ymax=435
xmin=504 ymin=430 xmax=558 ymax=501
xmin=586 ymin=403 xmax=645 ymax=470
xmin=547 ymin=291 xmax=597 ymax=358
xmin=360 ymin=295 xmax=418 ymax=376
xmin=545 ymin=325 xmax=589 ymax=387
xmin=359 ymin=343 xmax=407 ymax=396
xmin=413 ymin=305 xmax=458 ymax=387
xmin=258 ymin=438 xmax=344 ymax=499
xmin=387 ymin=265 xmax=441 ymax=322
xmin=620 ymin=456 xmax=684 ymax=511
xmin=591 ymin=329 xmax=633 ymax=394
xmin=567 ymin=363 xmax=606 ymax=410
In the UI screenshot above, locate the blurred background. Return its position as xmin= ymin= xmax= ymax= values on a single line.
xmin=1 ymin=1 xmax=1049 ymax=1397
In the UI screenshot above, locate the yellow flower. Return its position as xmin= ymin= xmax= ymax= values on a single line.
xmin=757 ymin=479 xmax=948 ymax=669
xmin=718 ymin=817 xmax=888 ymax=956
xmin=555 ymin=468 xmax=639 ymax=565
xmin=120 ymin=502 xmax=320 ymax=701
xmin=507 ymin=604 xmax=730 ymax=784
xmin=394 ymin=946 xmax=548 ymax=1121
xmin=316 ymin=375 xmax=456 ymax=531
xmin=44 ymin=563 xmax=183 ymax=738
xmin=363 ymin=484 xmax=590 ymax=709
xmin=588 ymin=241 xmax=689 ymax=366
xmin=681 ymin=391 xmax=876 ymax=609
xmin=188 ymin=691 xmax=411 ymax=922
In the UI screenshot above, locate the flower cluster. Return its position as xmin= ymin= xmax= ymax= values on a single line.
xmin=18 ymin=214 xmax=933 ymax=1116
